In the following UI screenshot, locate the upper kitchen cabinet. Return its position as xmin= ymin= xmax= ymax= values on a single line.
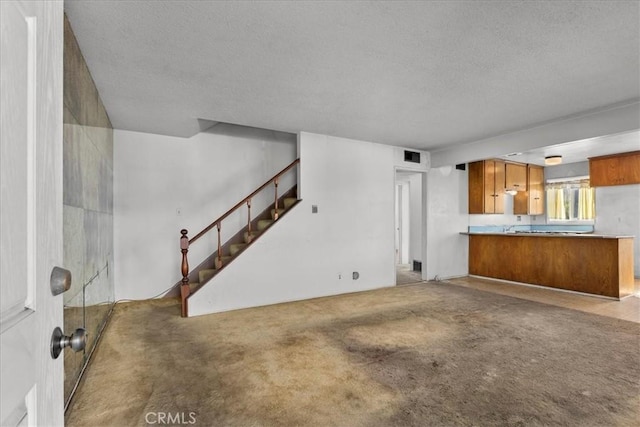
xmin=514 ymin=165 xmax=544 ymax=215
xmin=469 ymin=160 xmax=505 ymax=214
xmin=505 ymin=162 xmax=527 ymax=192
xmin=589 ymin=151 xmax=640 ymax=187
xmin=527 ymin=165 xmax=544 ymax=215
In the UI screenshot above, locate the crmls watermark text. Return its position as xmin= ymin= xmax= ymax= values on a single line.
xmin=145 ymin=412 xmax=197 ymax=425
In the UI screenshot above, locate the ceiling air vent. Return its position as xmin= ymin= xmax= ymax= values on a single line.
xmin=404 ymin=150 xmax=420 ymax=163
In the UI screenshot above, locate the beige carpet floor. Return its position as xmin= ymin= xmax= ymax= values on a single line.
xmin=395 ymin=265 xmax=423 ymax=286
xmin=66 ymin=282 xmax=640 ymax=426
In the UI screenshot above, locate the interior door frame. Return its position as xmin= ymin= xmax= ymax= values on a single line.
xmin=393 ymin=167 xmax=427 ymax=283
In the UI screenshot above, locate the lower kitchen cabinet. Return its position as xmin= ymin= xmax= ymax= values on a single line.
xmin=468 ymin=233 xmax=634 ymax=298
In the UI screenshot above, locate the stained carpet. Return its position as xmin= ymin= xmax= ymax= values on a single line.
xmin=66 ymin=282 xmax=640 ymax=426
xmin=395 ymin=265 xmax=423 ymax=285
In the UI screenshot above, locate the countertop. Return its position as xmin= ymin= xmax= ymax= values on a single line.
xmin=460 ymin=232 xmax=634 ymax=239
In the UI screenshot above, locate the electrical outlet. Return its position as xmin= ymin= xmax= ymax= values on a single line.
xmin=338 ymin=273 xmax=342 ymax=279
xmin=516 ymin=216 xmax=521 ymax=221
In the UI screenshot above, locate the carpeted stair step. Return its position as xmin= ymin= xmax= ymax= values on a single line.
xmin=257 ymin=219 xmax=274 ymax=231
xmin=189 ymin=281 xmax=200 ymax=292
xmin=230 ymin=243 xmax=247 ymax=256
xmin=283 ymin=197 xmax=298 ymax=210
xmin=244 ymin=230 xmax=262 ymax=243
xmin=271 ymin=208 xmax=286 ymax=220
xmin=270 ymin=198 xmax=299 ymax=220
xmin=199 ymin=269 xmax=216 ymax=284
xmin=213 ymin=256 xmax=232 ymax=270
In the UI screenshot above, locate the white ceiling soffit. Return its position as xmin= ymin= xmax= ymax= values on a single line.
xmin=64 ymin=1 xmax=640 ymax=149
xmin=505 ymin=129 xmax=640 ymax=167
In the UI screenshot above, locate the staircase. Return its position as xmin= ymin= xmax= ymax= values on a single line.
xmin=188 ymin=195 xmax=298 ymax=292
xmin=178 ymin=159 xmax=300 ymax=317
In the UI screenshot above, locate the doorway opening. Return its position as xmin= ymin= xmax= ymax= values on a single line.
xmin=394 ymin=169 xmax=426 ymax=285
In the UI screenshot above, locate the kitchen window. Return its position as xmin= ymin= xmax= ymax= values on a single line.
xmin=546 ymin=176 xmax=595 ymax=221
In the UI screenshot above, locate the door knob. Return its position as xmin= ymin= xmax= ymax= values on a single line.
xmin=50 ymin=266 xmax=72 ymax=296
xmin=50 ymin=326 xmax=86 ymax=359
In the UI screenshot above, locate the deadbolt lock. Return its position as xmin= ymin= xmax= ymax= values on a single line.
xmin=50 ymin=326 xmax=86 ymax=359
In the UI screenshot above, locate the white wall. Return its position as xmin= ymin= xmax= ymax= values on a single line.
xmin=594 ymin=184 xmax=640 ymax=277
xmin=189 ymin=132 xmax=429 ymax=315
xmin=544 ymin=161 xmax=589 ymax=181
xmin=468 ymin=193 xmax=533 ymax=227
xmin=113 ymin=124 xmax=296 ymax=300
xmin=425 ymin=166 xmax=469 ymax=281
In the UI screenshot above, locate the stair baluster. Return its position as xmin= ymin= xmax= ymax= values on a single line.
xmin=246 ymin=199 xmax=252 ymax=243
xmin=215 ymin=223 xmax=222 ymax=269
xmin=180 ymin=229 xmax=190 ymax=317
xmin=273 ymin=177 xmax=279 ymax=220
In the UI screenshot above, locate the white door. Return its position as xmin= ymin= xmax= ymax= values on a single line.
xmin=1 ymin=1 xmax=64 ymax=425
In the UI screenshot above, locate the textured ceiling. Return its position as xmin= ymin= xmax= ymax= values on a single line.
xmin=64 ymin=1 xmax=639 ymax=149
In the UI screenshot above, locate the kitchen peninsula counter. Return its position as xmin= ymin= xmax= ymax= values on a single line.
xmin=463 ymin=232 xmax=634 ymax=298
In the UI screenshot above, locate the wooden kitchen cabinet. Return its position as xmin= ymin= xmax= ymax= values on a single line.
xmin=528 ymin=165 xmax=544 ymax=215
xmin=514 ymin=164 xmax=544 ymax=215
xmin=505 ymin=162 xmax=527 ymax=192
xmin=469 ymin=160 xmax=505 ymax=214
xmin=589 ymin=151 xmax=640 ymax=187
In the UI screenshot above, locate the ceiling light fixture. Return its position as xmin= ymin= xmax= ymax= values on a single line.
xmin=545 ymin=155 xmax=562 ymax=166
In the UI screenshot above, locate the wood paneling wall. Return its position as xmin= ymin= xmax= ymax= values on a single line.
xmin=469 ymin=234 xmax=634 ymax=298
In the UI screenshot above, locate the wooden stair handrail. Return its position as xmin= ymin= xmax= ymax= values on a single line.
xmin=179 ymin=158 xmax=299 ymax=317
xmin=189 ymin=158 xmax=300 ymax=245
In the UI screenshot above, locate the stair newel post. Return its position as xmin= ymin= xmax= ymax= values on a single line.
xmin=273 ymin=177 xmax=279 ymax=220
xmin=246 ymin=198 xmax=252 ymax=243
xmin=180 ymin=229 xmax=190 ymax=317
xmin=215 ymin=222 xmax=222 ymax=269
